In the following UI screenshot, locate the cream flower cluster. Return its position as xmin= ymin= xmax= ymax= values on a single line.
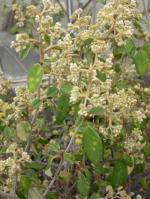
xmin=12 ymin=0 xmax=63 ymax=54
xmin=0 ymin=71 xmax=10 ymax=96
xmin=11 ymin=33 xmax=30 ymax=53
xmin=124 ymin=128 xmax=145 ymax=163
xmin=42 ymin=0 xmax=61 ymax=13
xmin=0 ymin=143 xmax=30 ymax=192
xmin=96 ymin=0 xmax=137 ymax=46
xmin=7 ymin=86 xmax=50 ymax=121
xmin=10 ymin=87 xmax=35 ymax=120
xmin=102 ymin=185 xmax=142 ymax=199
xmin=12 ymin=4 xmax=25 ymax=27
xmin=25 ymin=5 xmax=37 ymax=17
xmin=0 ymin=99 xmax=11 ymax=125
xmin=10 ymin=0 xmax=149 ymax=164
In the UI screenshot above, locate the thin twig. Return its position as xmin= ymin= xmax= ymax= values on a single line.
xmin=83 ymin=0 xmax=92 ymax=10
xmin=42 ymin=118 xmax=82 ymax=198
xmin=56 ymin=0 xmax=69 ymax=19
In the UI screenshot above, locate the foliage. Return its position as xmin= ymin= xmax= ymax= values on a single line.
xmin=0 ymin=0 xmax=150 ymax=198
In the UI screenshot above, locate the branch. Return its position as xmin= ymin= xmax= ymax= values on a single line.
xmin=42 ymin=118 xmax=82 ymax=198
xmin=56 ymin=0 xmax=69 ymax=19
xmin=83 ymin=0 xmax=92 ymax=10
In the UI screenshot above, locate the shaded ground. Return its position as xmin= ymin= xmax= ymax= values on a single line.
xmin=130 ymin=170 xmax=150 ymax=199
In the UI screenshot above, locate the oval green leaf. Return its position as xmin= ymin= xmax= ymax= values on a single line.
xmin=27 ymin=63 xmax=43 ymax=93
xmin=110 ymin=161 xmax=128 ymax=188
xmin=19 ymin=43 xmax=33 ymax=60
xmin=77 ymin=174 xmax=90 ymax=196
xmin=83 ymin=125 xmax=103 ymax=165
xmin=16 ymin=121 xmax=31 ymax=141
xmin=56 ymin=94 xmax=70 ymax=124
xmin=134 ymin=50 xmax=149 ymax=75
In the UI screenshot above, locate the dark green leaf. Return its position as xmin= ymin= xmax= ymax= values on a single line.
xmin=56 ymin=94 xmax=70 ymax=124
xmin=140 ymin=178 xmax=148 ymax=189
xmin=124 ymin=39 xmax=135 ymax=56
xmin=90 ymin=193 xmax=101 ymax=199
xmin=84 ymin=38 xmax=93 ymax=45
xmin=144 ymin=144 xmax=150 ymax=157
xmin=90 ymin=106 xmax=104 ymax=116
xmin=77 ymin=174 xmax=90 ymax=196
xmin=44 ymin=34 xmax=51 ymax=45
xmin=134 ymin=50 xmax=149 ymax=75
xmin=96 ymin=70 xmax=106 ymax=82
xmin=64 ymin=153 xmax=75 ymax=164
xmin=27 ymin=63 xmax=43 ymax=92
xmin=49 ymin=142 xmax=60 ymax=153
xmin=47 ymin=86 xmax=58 ymax=97
xmin=61 ymin=83 xmax=73 ymax=95
xmin=134 ymin=164 xmax=144 ymax=173
xmin=83 ymin=125 xmax=103 ymax=165
xmin=110 ymin=161 xmax=128 ymax=188
xmin=133 ymin=19 xmax=143 ymax=33
xmin=20 ymin=176 xmax=31 ymax=192
xmin=46 ymin=192 xmax=58 ymax=199
xmin=32 ymin=99 xmax=42 ymax=109
xmin=115 ymin=63 xmax=121 ymax=73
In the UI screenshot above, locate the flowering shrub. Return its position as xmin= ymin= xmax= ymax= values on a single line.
xmin=0 ymin=0 xmax=150 ymax=198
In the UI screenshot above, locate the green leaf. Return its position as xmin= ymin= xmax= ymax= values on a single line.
xmin=64 ymin=153 xmax=75 ymax=164
xmin=49 ymin=142 xmax=60 ymax=153
xmin=56 ymin=94 xmax=70 ymax=124
xmin=45 ymin=155 xmax=53 ymax=170
xmin=110 ymin=161 xmax=128 ymax=188
xmin=32 ymin=99 xmax=42 ymax=109
xmin=3 ymin=127 xmax=12 ymax=138
xmin=143 ymin=42 xmax=150 ymax=58
xmin=16 ymin=121 xmax=31 ymax=141
xmin=124 ymin=39 xmax=135 ymax=56
xmin=61 ymin=83 xmax=73 ymax=95
xmin=83 ymin=125 xmax=103 ymax=165
xmin=84 ymin=38 xmax=93 ymax=45
xmin=20 ymin=176 xmax=31 ymax=192
xmin=140 ymin=178 xmax=148 ymax=189
xmin=47 ymin=86 xmax=58 ymax=97
xmin=115 ymin=63 xmax=121 ymax=73
xmin=44 ymin=34 xmax=51 ymax=45
xmin=96 ymin=70 xmax=106 ymax=82
xmin=77 ymin=174 xmax=90 ymax=196
xmin=90 ymin=106 xmax=104 ymax=116
xmin=19 ymin=43 xmax=32 ymax=60
xmin=116 ymin=80 xmax=128 ymax=90
xmin=27 ymin=63 xmax=43 ymax=93
xmin=116 ymin=39 xmax=135 ymax=57
xmin=144 ymin=144 xmax=150 ymax=157
xmin=134 ymin=50 xmax=149 ymax=75
xmin=46 ymin=192 xmax=58 ymax=199
xmin=90 ymin=193 xmax=101 ymax=199
xmin=133 ymin=19 xmax=143 ymax=33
